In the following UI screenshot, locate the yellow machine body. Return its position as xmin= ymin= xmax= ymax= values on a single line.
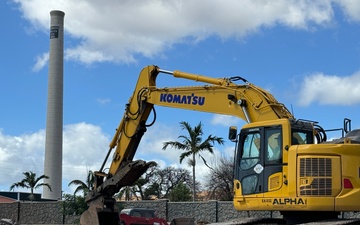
xmin=233 ymin=119 xmax=360 ymax=213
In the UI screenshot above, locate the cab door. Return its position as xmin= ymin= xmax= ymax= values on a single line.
xmin=235 ymin=127 xmax=264 ymax=195
xmin=263 ymin=126 xmax=283 ymax=193
xmin=235 ymin=126 xmax=283 ymax=195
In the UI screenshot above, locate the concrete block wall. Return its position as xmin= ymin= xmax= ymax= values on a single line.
xmin=119 ymin=200 xmax=281 ymax=223
xmin=19 ymin=202 xmax=62 ymax=224
xmin=118 ymin=199 xmax=168 ymax=220
xmin=0 ymin=202 xmax=18 ymax=222
xmin=0 ymin=202 xmax=77 ymax=224
xmin=167 ymin=201 xmax=217 ymax=222
xmin=1 ymin=200 xmax=360 ymax=224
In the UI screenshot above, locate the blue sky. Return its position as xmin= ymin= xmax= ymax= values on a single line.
xmin=1 ymin=0 xmax=360 ymax=195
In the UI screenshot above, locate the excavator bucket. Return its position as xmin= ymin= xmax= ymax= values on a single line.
xmin=80 ymin=174 xmax=120 ymax=225
xmin=80 ymin=197 xmax=119 ymax=225
xmin=80 ymin=160 xmax=156 ymax=225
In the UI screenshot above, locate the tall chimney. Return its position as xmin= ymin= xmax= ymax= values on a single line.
xmin=43 ymin=10 xmax=65 ymax=200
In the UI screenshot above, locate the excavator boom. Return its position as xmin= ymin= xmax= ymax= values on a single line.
xmin=106 ymin=66 xmax=294 ymax=177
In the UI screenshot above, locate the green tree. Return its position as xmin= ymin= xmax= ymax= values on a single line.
xmin=10 ymin=171 xmax=52 ymax=201
xmin=144 ymin=183 xmax=160 ymax=199
xmin=62 ymin=193 xmax=87 ymax=216
xmin=144 ymin=166 xmax=194 ymax=199
xmin=162 ymin=121 xmax=224 ymax=201
xmin=68 ymin=170 xmax=95 ymax=196
xmin=169 ymin=182 xmax=192 ymax=202
xmin=117 ymin=186 xmax=137 ymax=201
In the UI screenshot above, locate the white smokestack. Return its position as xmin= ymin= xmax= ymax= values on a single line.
xmin=43 ymin=10 xmax=65 ymax=200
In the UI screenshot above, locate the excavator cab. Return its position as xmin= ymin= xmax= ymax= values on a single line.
xmin=234 ymin=122 xmax=283 ymax=196
xmin=233 ymin=119 xmax=315 ymax=209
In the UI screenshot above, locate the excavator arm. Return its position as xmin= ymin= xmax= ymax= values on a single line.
xmin=80 ymin=65 xmax=294 ymax=225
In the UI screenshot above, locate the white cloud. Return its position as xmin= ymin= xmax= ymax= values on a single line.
xmin=32 ymin=52 xmax=49 ymax=72
xmin=334 ymin=0 xmax=360 ymax=22
xmin=12 ymin=0 xmax=359 ymax=70
xmin=62 ymin=123 xmax=109 ymax=176
xmin=298 ymin=71 xmax=360 ymax=106
xmin=211 ymin=115 xmax=245 ymax=127
xmin=0 ymin=123 xmax=109 ymax=193
xmin=96 ymin=98 xmax=111 ymax=105
xmin=65 ymin=47 xmax=116 ymax=65
xmin=0 ymin=129 xmax=45 ymax=192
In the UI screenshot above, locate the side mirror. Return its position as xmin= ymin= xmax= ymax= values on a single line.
xmin=228 ymin=126 xmax=238 ymax=142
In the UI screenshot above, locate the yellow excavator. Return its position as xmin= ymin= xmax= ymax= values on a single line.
xmin=80 ymin=65 xmax=360 ymax=225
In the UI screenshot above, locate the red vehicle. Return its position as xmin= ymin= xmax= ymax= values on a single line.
xmin=119 ymin=208 xmax=167 ymax=225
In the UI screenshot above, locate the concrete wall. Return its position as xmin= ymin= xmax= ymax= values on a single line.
xmin=1 ymin=200 xmax=360 ymax=224
xmin=0 ymin=202 xmax=77 ymax=224
xmin=118 ymin=200 xmax=282 ymax=222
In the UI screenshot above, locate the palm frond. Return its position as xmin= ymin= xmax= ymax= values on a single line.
xmin=68 ymin=180 xmax=87 ymax=186
xmin=68 ymin=170 xmax=94 ymax=195
xmin=163 ymin=141 xmax=187 ymax=150
xmin=179 ymin=151 xmax=192 ymax=164
xmin=36 ymin=183 xmax=52 ymax=192
xmin=34 ymin=174 xmax=49 ymax=186
xmin=187 ymin=159 xmax=195 ymax=167
xmin=199 ymin=154 xmax=214 ymax=170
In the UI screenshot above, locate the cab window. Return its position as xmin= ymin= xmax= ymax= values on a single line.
xmin=240 ymin=132 xmax=260 ymax=170
xmin=265 ymin=128 xmax=282 ymax=162
xmin=292 ymin=130 xmax=313 ymax=145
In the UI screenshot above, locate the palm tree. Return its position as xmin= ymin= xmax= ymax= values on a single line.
xmin=10 ymin=171 xmax=52 ymax=201
xmin=68 ymin=170 xmax=95 ymax=196
xmin=116 ymin=186 xmax=133 ymax=201
xmin=162 ymin=121 xmax=224 ymax=201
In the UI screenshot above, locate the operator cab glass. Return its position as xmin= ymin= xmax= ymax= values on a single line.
xmin=240 ymin=131 xmax=260 ymax=170
xmin=291 ymin=119 xmax=315 ymax=145
xmin=265 ymin=128 xmax=282 ymax=163
xmin=292 ymin=129 xmax=314 ymax=145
